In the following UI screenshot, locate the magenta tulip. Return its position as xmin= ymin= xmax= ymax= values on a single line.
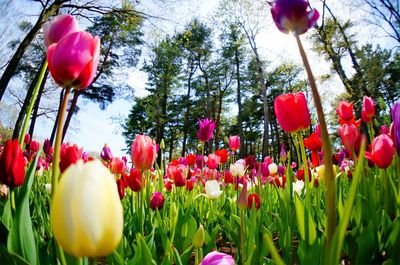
xmin=47 ymin=31 xmax=100 ymax=90
xmin=150 ymin=192 xmax=165 ymax=210
xmin=270 ymin=0 xmax=320 ymax=35
xmin=197 ymin=118 xmax=215 ymax=142
xmin=43 ymin=14 xmax=79 ymax=47
xmin=200 ymin=251 xmax=234 ymax=265
xmin=361 ymin=96 xmax=375 ymax=123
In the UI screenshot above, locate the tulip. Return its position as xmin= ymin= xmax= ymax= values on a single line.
xmin=280 ymin=143 xmax=287 ymax=162
xmin=47 ymin=31 xmax=100 ymax=90
xmin=304 ymin=126 xmax=322 ymax=167
xmin=167 ymin=164 xmax=187 ymax=187
xmin=29 ymin=140 xmax=40 ymax=153
xmin=230 ymin=162 xmax=245 ymax=177
xmin=365 ymin=134 xmax=394 ymax=169
xmin=293 ymin=180 xmax=305 ymax=195
xmin=197 ymin=118 xmax=215 ymax=142
xmin=215 ymin=149 xmax=229 ymax=164
xmin=131 ymin=134 xmax=157 ymax=171
xmin=238 ymin=182 xmax=248 ymax=210
xmin=186 ymin=153 xmax=197 ymax=166
xmin=192 ymin=224 xmax=205 ymax=249
xmin=196 ymin=155 xmax=206 ymax=169
xmin=260 ymin=162 xmax=270 ymax=177
xmin=116 ymin=178 xmax=125 ymax=199
xmin=0 ymin=139 xmax=26 ymax=187
xmin=205 ymin=180 xmax=222 ymax=199
xmin=336 ymin=101 xmax=360 ymax=126
xmin=150 ymin=192 xmax=165 ymax=210
xmin=51 ymin=160 xmax=123 ymax=257
xmin=229 ymin=135 xmax=240 ymax=151
xmin=380 ymin=125 xmax=389 ymax=135
xmin=268 ymin=163 xmax=278 ymax=176
xmin=43 ymin=14 xmax=79 ymax=47
xmin=43 ymin=139 xmax=53 ymax=155
xmin=59 ymin=143 xmax=83 ymax=173
xmin=248 ymin=193 xmax=261 ymax=210
xmin=245 ymin=155 xmax=256 ymax=170
xmin=274 ymin=92 xmax=310 ymax=133
xmin=361 ymin=96 xmax=375 ymax=123
xmin=391 ymin=102 xmax=400 ymax=155
xmin=207 ymin=154 xmax=221 ymax=169
xmin=100 ymin=144 xmax=113 ymax=162
xmin=126 ymin=168 xmax=141 ymax=192
xmin=200 ymin=251 xmax=235 ymax=265
xmin=110 ymin=157 xmax=126 ymax=175
xmin=24 ymin=134 xmax=31 ymax=145
xmin=338 ymin=123 xmax=360 ymax=152
xmin=270 ymin=0 xmax=320 ymax=35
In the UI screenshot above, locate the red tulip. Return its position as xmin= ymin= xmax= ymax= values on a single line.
xmin=24 ymin=134 xmax=30 ymax=144
xmin=43 ymin=14 xmax=79 ymax=47
xmin=304 ymin=126 xmax=322 ymax=167
xmin=338 ymin=124 xmax=360 ymax=152
xmin=186 ymin=153 xmax=197 ymax=166
xmin=361 ymin=96 xmax=375 ymax=123
xmin=248 ymin=193 xmax=261 ymax=210
xmin=29 ymin=140 xmax=40 ymax=153
xmin=150 ymin=192 xmax=165 ymax=210
xmin=229 ymin=136 xmax=240 ymax=151
xmin=116 ymin=178 xmax=125 ymax=199
xmin=167 ymin=164 xmax=187 ymax=187
xmin=110 ymin=157 xmax=126 ymax=175
xmin=207 ymin=154 xmax=221 ymax=169
xmin=125 ymin=168 xmax=141 ymax=192
xmin=269 ymin=0 xmax=320 ymax=35
xmin=365 ymin=134 xmax=394 ymax=169
xmin=215 ymin=149 xmax=229 ymax=164
xmin=336 ymin=101 xmax=360 ymax=126
xmin=47 ymin=31 xmax=100 ymax=90
xmin=197 ymin=118 xmax=215 ymax=142
xmin=0 ymin=139 xmax=26 ymax=187
xmin=131 ymin=134 xmax=157 ymax=171
xmin=274 ymin=92 xmax=310 ymax=133
xmin=59 ymin=143 xmax=83 ymax=173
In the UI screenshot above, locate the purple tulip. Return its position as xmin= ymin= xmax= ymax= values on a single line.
xmin=100 ymin=144 xmax=113 ymax=161
xmin=197 ymin=118 xmax=215 ymax=142
xmin=391 ymin=102 xmax=400 ymax=154
xmin=200 ymin=251 xmax=235 ymax=265
xmin=269 ymin=0 xmax=320 ymax=35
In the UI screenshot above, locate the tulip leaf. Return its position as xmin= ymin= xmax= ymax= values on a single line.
xmin=129 ymin=233 xmax=156 ymax=265
xmin=7 ymin=152 xmax=40 ymax=265
xmin=294 ymin=193 xmax=316 ymax=245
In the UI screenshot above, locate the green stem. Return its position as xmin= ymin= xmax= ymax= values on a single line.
xmin=263 ymin=231 xmax=285 ymax=265
xmin=18 ymin=61 xmax=48 ymax=146
xmin=240 ymin=209 xmax=246 ymax=265
xmin=56 ymin=241 xmax=67 ymax=265
xmin=51 ymin=87 xmax=71 ymax=199
xmin=195 ymin=248 xmax=199 ymax=265
xmin=297 ymin=132 xmax=310 ymax=245
xmin=295 ymin=34 xmax=336 ymax=247
xmin=10 ymin=189 xmax=16 ymax=213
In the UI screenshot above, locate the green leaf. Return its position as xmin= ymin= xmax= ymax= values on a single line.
xmin=294 ymin=193 xmax=316 ymax=245
xmin=7 ymin=152 xmax=40 ymax=265
xmin=129 ymin=234 xmax=157 ymax=265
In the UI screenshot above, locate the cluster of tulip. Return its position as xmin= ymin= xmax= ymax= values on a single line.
xmin=1 ymin=0 xmax=400 ymax=264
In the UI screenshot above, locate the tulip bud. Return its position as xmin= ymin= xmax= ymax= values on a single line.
xmin=51 ymin=160 xmax=123 ymax=257
xmin=126 ymin=168 xmax=142 ymax=192
xmin=268 ymin=163 xmax=278 ymax=176
xmin=238 ymin=182 xmax=248 ymax=210
xmin=100 ymin=144 xmax=113 ymax=161
xmin=365 ymin=134 xmax=394 ymax=169
xmin=192 ymin=224 xmax=205 ymax=249
xmin=59 ymin=143 xmax=83 ymax=173
xmin=361 ymin=96 xmax=375 ymax=123
xmin=229 ymin=135 xmax=240 ymax=151
xmin=248 ymin=193 xmax=261 ymax=210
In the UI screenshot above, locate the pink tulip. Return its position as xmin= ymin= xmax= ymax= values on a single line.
xmin=365 ymin=134 xmax=394 ymax=169
xmin=200 ymin=251 xmax=234 ymax=265
xmin=361 ymin=96 xmax=375 ymax=123
xmin=110 ymin=157 xmax=126 ymax=175
xmin=131 ymin=135 xmax=157 ymax=171
xmin=43 ymin=14 xmax=79 ymax=47
xmin=339 ymin=123 xmax=359 ymax=152
xmin=47 ymin=31 xmax=100 ymax=90
xmin=229 ymin=135 xmax=240 ymax=151
xmin=207 ymin=154 xmax=221 ymax=170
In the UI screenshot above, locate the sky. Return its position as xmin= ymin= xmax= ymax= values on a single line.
xmin=1 ymin=0 xmax=397 ymax=158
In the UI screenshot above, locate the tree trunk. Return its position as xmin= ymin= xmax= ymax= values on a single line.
xmin=181 ymin=64 xmax=195 ymax=156
xmin=0 ymin=1 xmax=63 ymax=102
xmin=12 ymin=58 xmax=47 ymax=139
xmin=235 ymin=48 xmax=244 ymax=157
xmin=28 ymin=68 xmax=49 ymax=137
xmin=214 ymin=84 xmax=224 ymax=151
xmin=62 ymin=90 xmax=80 ymax=141
xmin=50 ymin=89 xmax=64 ymax=145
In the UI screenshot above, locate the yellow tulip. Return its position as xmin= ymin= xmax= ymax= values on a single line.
xmin=51 ymin=160 xmax=123 ymax=257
